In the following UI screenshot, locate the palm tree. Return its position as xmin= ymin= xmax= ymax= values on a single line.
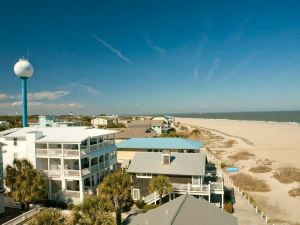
xmin=97 ymin=170 xmax=131 ymax=225
xmin=71 ymin=195 xmax=114 ymax=225
xmin=149 ymin=175 xmax=173 ymax=205
xmin=28 ymin=208 xmax=66 ymax=225
xmin=5 ymin=159 xmax=47 ymax=210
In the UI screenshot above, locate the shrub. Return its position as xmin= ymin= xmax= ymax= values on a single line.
xmin=143 ymin=204 xmax=159 ymax=210
xmin=228 ymin=151 xmax=254 ymax=161
xmin=27 ymin=208 xmax=66 ymax=225
xmin=44 ymin=200 xmax=68 ymax=209
xmin=224 ymin=202 xmax=234 ymax=214
xmin=135 ymin=199 xmax=146 ymax=209
xmin=273 ymin=167 xmax=300 ymax=184
xmin=288 ymin=187 xmax=300 ymax=197
xmin=230 ymin=173 xmax=270 ymax=192
xmin=249 ymin=165 xmax=272 ymax=173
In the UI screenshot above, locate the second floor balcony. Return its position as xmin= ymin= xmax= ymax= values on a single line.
xmin=36 ymin=140 xmax=115 ymax=158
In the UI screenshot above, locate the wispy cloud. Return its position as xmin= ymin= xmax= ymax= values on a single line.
xmin=25 ymin=90 xmax=69 ymax=101
xmin=227 ymin=17 xmax=251 ymax=44
xmin=0 ymin=93 xmax=14 ymax=100
xmin=206 ymin=58 xmax=221 ymax=81
xmin=91 ymin=33 xmax=133 ymax=64
xmin=0 ymin=90 xmax=69 ymax=101
xmin=222 ymin=51 xmax=263 ymax=80
xmin=146 ymin=34 xmax=166 ymax=55
xmin=61 ymin=82 xmax=102 ymax=96
xmin=193 ymin=64 xmax=200 ymax=80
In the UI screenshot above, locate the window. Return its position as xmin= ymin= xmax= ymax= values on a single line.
xmin=13 ymin=138 xmax=17 ymax=146
xmin=136 ymin=173 xmax=152 ymax=178
xmin=132 ymin=189 xmax=140 ymax=200
xmin=192 ymin=176 xmax=201 ymax=186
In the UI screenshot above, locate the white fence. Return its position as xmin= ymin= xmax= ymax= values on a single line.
xmin=3 ymin=207 xmax=41 ymax=225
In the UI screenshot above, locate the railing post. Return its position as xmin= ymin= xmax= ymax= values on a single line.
xmin=188 ymin=183 xmax=190 ymax=194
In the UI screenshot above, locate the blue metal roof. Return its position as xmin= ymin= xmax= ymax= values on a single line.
xmin=116 ymin=138 xmax=202 ymax=150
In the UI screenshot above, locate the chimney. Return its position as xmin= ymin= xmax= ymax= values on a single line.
xmin=162 ymin=150 xmax=171 ymax=165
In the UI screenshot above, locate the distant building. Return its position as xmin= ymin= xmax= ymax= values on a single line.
xmin=116 ymin=138 xmax=202 ymax=164
xmin=0 ymin=142 xmax=5 ymax=214
xmin=29 ymin=115 xmax=80 ymax=128
xmin=117 ymin=116 xmax=132 ymax=125
xmin=91 ymin=117 xmax=114 ymax=127
xmin=126 ymin=151 xmax=224 ymax=207
xmin=124 ymin=194 xmax=237 ymax=225
xmin=114 ymin=127 xmax=158 ymax=143
xmin=0 ymin=127 xmax=118 ymax=204
xmin=128 ymin=120 xmax=168 ymax=134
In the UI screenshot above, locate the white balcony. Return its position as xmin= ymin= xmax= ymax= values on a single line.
xmin=172 ymin=181 xmax=223 ymax=195
xmin=64 ymin=170 xmax=80 ymax=177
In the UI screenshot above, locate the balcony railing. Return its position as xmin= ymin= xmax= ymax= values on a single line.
xmin=172 ymin=181 xmax=223 ymax=195
xmin=64 ymin=150 xmax=80 ymax=157
xmin=64 ymin=190 xmax=80 ymax=198
xmin=36 ymin=141 xmax=115 ymax=157
xmin=172 ymin=183 xmax=210 ymax=195
xmin=64 ymin=170 xmax=80 ymax=177
xmin=81 ymin=141 xmax=114 ymax=156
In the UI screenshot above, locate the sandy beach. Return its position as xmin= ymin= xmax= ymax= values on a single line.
xmin=176 ymin=117 xmax=300 ymax=225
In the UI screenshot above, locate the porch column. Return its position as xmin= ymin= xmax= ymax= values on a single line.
xmin=79 ymin=179 xmax=84 ymax=202
xmin=222 ymin=193 xmax=224 ymax=209
xmin=169 ymin=193 xmax=171 ymax=201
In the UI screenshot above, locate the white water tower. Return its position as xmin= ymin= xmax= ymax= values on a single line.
xmin=14 ymin=59 xmax=34 ymax=127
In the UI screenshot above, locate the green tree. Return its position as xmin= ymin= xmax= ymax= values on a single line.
xmin=5 ymin=159 xmax=47 ymax=210
xmin=28 ymin=208 xmax=66 ymax=225
xmin=149 ymin=175 xmax=173 ymax=205
xmin=97 ymin=170 xmax=131 ymax=225
xmin=71 ymin=195 xmax=114 ymax=225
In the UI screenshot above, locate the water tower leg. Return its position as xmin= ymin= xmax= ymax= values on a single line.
xmin=21 ymin=77 xmax=28 ymax=127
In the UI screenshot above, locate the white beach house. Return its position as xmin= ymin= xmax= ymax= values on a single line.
xmin=0 ymin=142 xmax=5 ymax=214
xmin=0 ymin=127 xmax=118 ymax=204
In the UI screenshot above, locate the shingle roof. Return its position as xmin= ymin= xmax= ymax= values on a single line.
xmin=126 ymin=152 xmax=206 ymax=176
xmin=123 ymin=194 xmax=238 ymax=225
xmin=114 ymin=128 xmax=158 ymax=139
xmin=128 ymin=120 xmax=165 ymax=127
xmin=116 ymin=138 xmax=202 ymax=150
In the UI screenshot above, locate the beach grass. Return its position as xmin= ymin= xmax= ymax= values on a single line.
xmin=288 ymin=187 xmax=300 ymax=197
xmin=228 ymin=151 xmax=254 ymax=161
xmin=249 ymin=165 xmax=272 ymax=173
xmin=273 ymin=167 xmax=300 ymax=184
xmin=230 ymin=173 xmax=270 ymax=192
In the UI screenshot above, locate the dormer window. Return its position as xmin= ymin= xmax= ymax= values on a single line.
xmin=162 ymin=150 xmax=171 ymax=165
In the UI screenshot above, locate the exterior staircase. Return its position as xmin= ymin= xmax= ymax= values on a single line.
xmin=143 ymin=192 xmax=168 ymax=205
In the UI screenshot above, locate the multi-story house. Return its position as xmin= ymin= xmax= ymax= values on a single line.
xmin=126 ymin=151 xmax=225 ymax=208
xmin=116 ymin=138 xmax=202 ymax=165
xmin=0 ymin=127 xmax=118 ymax=204
xmin=91 ymin=117 xmax=115 ymax=127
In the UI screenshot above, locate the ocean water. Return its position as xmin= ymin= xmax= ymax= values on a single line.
xmin=171 ymin=111 xmax=300 ymax=124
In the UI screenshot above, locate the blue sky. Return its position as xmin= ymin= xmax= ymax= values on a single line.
xmin=0 ymin=0 xmax=300 ymax=115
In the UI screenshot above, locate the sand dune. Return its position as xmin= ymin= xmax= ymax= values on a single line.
xmin=176 ymin=117 xmax=300 ymax=224
xmin=177 ymin=117 xmax=300 ymax=169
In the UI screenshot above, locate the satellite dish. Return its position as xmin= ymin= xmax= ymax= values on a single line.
xmin=14 ymin=59 xmax=34 ymax=78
